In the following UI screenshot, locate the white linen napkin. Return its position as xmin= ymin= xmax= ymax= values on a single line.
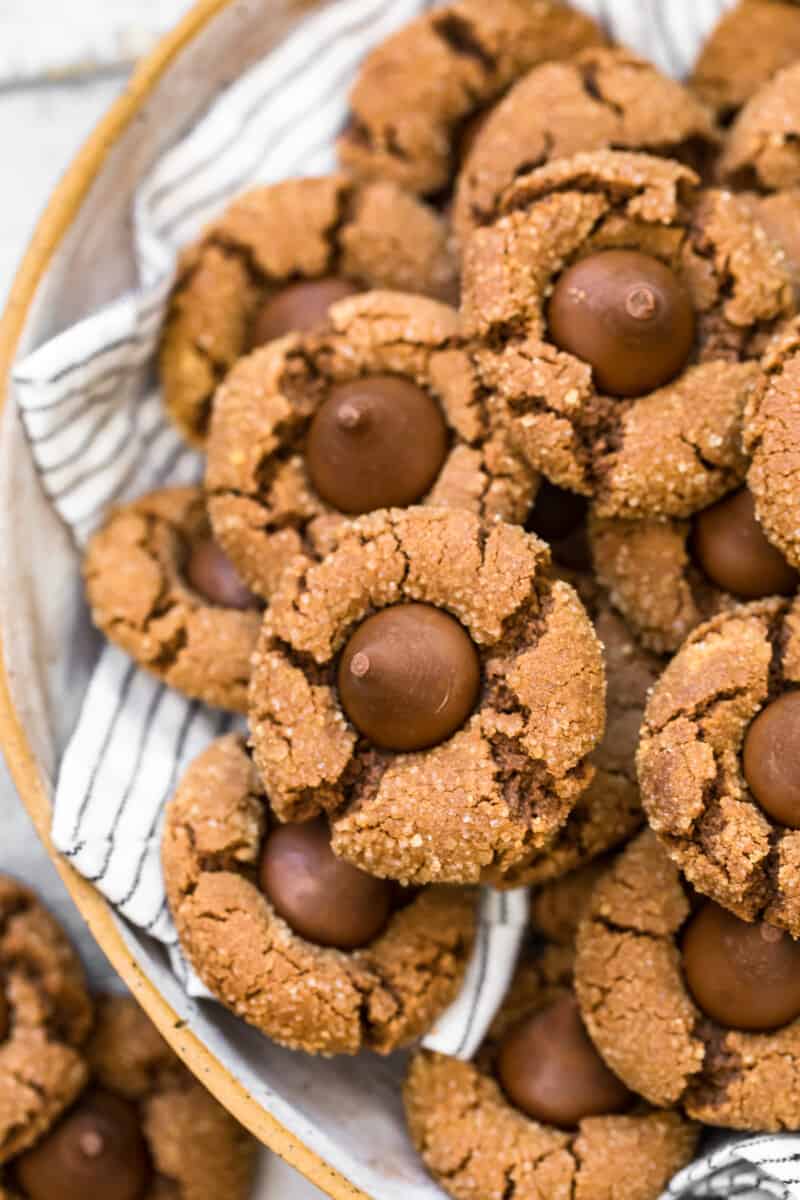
xmin=14 ymin=0 xmax=798 ymax=1195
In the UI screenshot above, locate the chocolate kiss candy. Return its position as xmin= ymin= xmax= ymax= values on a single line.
xmin=305 ymin=375 xmax=448 ymax=514
xmin=250 ymin=277 xmax=359 ymax=347
xmin=258 ymin=817 xmax=393 ymax=950
xmin=496 ymin=994 xmax=632 ymax=1128
xmin=186 ymin=538 xmax=258 ymax=610
xmin=337 ymin=603 xmax=481 ymax=752
xmin=692 ymin=487 xmax=798 ymax=599
xmin=15 ymin=1090 xmax=151 ymax=1200
xmin=682 ymin=900 xmax=800 ymax=1031
xmin=743 ymin=691 xmax=800 ymax=827
xmin=547 ymin=249 xmax=695 ymax=398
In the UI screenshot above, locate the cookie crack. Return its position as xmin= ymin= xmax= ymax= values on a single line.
xmin=432 ymin=13 xmax=496 ymax=75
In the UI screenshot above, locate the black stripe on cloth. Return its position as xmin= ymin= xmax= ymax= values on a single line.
xmin=17 ymin=343 xmax=153 ymax=414
xmin=145 ymin=0 xmax=394 ymax=213
xmin=84 ymin=682 xmax=169 ymax=883
xmin=47 ymin=416 xmax=137 ymax=495
xmin=117 ymin=699 xmax=208 ymax=909
xmin=27 ymin=382 xmax=124 ymax=445
xmin=33 ymin=403 xmax=122 ymax=475
xmin=67 ymin=659 xmax=139 ymax=842
xmin=69 ymin=432 xmax=191 ymax=534
xmin=156 ymin=61 xmax=362 ymax=240
xmin=13 ymin=332 xmax=138 ymax=390
xmin=454 ymin=923 xmax=488 ymax=1057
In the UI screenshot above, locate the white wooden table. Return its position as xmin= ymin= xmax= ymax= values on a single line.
xmin=0 ymin=6 xmax=324 ymax=1196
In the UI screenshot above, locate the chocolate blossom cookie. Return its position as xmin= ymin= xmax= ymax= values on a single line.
xmin=337 ymin=0 xmax=604 ymax=198
xmin=249 ymin=505 xmax=605 ymax=886
xmin=84 ymin=487 xmax=261 ymax=713
xmin=405 ymin=923 xmax=697 ymax=1200
xmin=576 ymin=829 xmax=800 ymax=1130
xmin=453 ymin=47 xmax=718 ymax=242
xmin=10 ymin=994 xmax=257 ymax=1200
xmin=159 ymin=173 xmax=457 ymax=446
xmin=0 ymin=878 xmax=91 ymax=1168
xmin=461 ymin=150 xmax=793 ymax=520
xmin=163 ymin=735 xmax=475 ymax=1056
xmin=718 ymin=61 xmax=800 ymax=192
xmin=206 ymin=289 xmax=534 ymax=600
xmin=691 ymin=0 xmax=800 ymax=121
xmin=589 ymin=486 xmax=798 ymax=654
xmin=637 ymin=597 xmax=800 ymax=937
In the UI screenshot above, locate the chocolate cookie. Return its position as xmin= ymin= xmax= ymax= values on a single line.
xmin=337 ymin=0 xmax=605 ymax=197
xmin=162 ymin=734 xmax=476 ymax=1055
xmin=589 ymin=487 xmax=798 ymax=653
xmin=462 ymin=151 xmax=792 ymax=519
xmin=506 ymin=573 xmax=655 ymax=887
xmin=745 ymin=320 xmax=800 ymax=577
xmin=248 ymin=506 xmax=605 ymax=886
xmin=743 ymin=188 xmax=800 ymax=299
xmin=719 ymin=61 xmax=800 ymax=190
xmin=576 ymin=829 xmax=800 ymax=1129
xmin=83 ymin=487 xmax=261 ymax=713
xmin=11 ymin=994 xmax=257 ymax=1200
xmin=637 ymin=597 xmax=800 ymax=937
xmin=0 ymin=879 xmax=91 ymax=1168
xmin=691 ymin=0 xmax=800 ymax=120
xmin=405 ymin=936 xmax=697 ymax=1200
xmin=159 ymin=174 xmax=457 ymax=445
xmin=530 ymin=859 xmax=608 ymax=948
xmin=206 ymin=290 xmax=534 ymax=600
xmin=453 ymin=47 xmax=718 ymax=242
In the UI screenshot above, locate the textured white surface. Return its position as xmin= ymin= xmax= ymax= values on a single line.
xmin=0 ymin=0 xmax=193 ymax=84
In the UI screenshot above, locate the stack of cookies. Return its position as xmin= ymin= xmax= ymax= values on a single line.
xmin=0 ymin=876 xmax=257 ymax=1199
xmin=79 ymin=1 xmax=800 ymax=1196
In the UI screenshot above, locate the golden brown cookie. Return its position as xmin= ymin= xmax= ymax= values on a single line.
xmin=163 ymin=735 xmax=476 ymax=1056
xmin=206 ymin=290 xmax=535 ymax=600
xmin=405 ymin=936 xmax=697 ymax=1200
xmin=337 ymin=0 xmax=605 ymax=197
xmin=461 ymin=150 xmax=793 ymax=521
xmin=590 ymin=513 xmax=732 ymax=655
xmin=530 ymin=859 xmax=608 ymax=947
xmin=576 ymin=829 xmax=800 ymax=1130
xmin=159 ymin=174 xmax=457 ymax=445
xmin=637 ymin=598 xmax=800 ymax=936
xmin=719 ymin=61 xmax=800 ymax=190
xmin=506 ymin=573 xmax=655 ymax=887
xmin=453 ymin=47 xmax=718 ymax=242
xmin=83 ymin=487 xmax=262 ymax=713
xmin=0 ymin=878 xmax=91 ymax=1167
xmin=745 ymin=320 xmax=800 ymax=573
xmin=691 ymin=0 xmax=800 ymax=120
xmin=743 ymin=188 xmax=800 ymax=299
xmin=9 ymin=994 xmax=257 ymax=1200
xmin=248 ymin=506 xmax=605 ymax=886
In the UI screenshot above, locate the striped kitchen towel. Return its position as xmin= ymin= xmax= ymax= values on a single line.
xmin=14 ymin=0 xmax=798 ymax=1196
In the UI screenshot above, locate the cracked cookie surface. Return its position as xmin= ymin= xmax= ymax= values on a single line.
xmin=719 ymin=61 xmax=800 ymax=191
xmin=575 ymin=829 xmax=800 ymax=1129
xmin=405 ymin=933 xmax=697 ymax=1200
xmin=691 ymin=0 xmax=800 ymax=120
xmin=248 ymin=506 xmax=605 ymax=886
xmin=745 ymin=321 xmax=800 ymax=569
xmin=162 ymin=734 xmax=476 ymax=1054
xmin=206 ymin=290 xmax=535 ymax=600
xmin=453 ymin=47 xmax=718 ymax=242
xmin=0 ymin=877 xmax=91 ymax=1166
xmin=589 ymin=512 xmax=734 ymax=654
xmin=637 ymin=598 xmax=800 ymax=936
xmin=507 ymin=571 xmax=654 ymax=887
xmin=84 ymin=487 xmax=262 ymax=713
xmin=461 ymin=150 xmax=792 ymax=520
xmin=85 ymin=994 xmax=257 ymax=1200
xmin=337 ymin=0 xmax=604 ymax=197
xmin=159 ymin=174 xmax=457 ymax=445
